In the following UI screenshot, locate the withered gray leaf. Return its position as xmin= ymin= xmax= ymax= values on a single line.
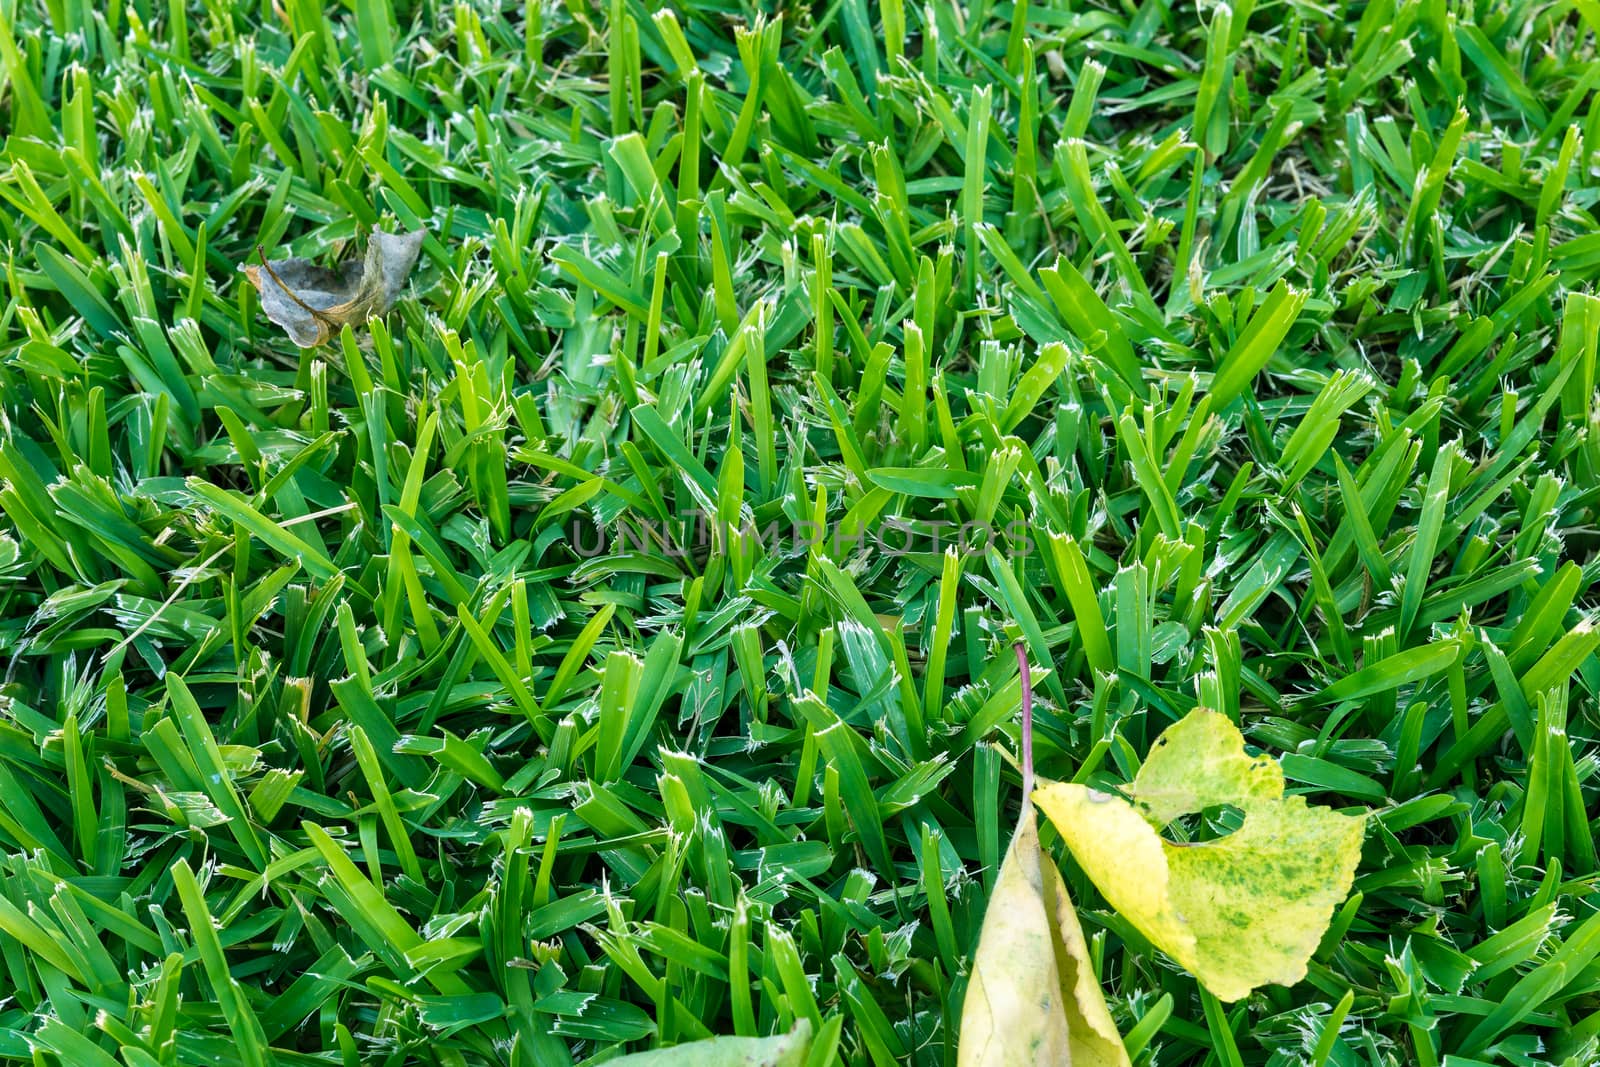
xmin=242 ymin=229 xmax=426 ymax=348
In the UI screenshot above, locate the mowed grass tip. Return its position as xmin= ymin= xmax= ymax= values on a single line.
xmin=2 ymin=1 xmax=1600 ymax=1065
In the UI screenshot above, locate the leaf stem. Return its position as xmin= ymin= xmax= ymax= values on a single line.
xmin=256 ymin=244 xmax=336 ymax=327
xmin=1016 ymin=642 xmax=1033 ymax=798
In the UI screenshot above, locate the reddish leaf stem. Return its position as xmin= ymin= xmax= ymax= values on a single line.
xmin=1015 ymin=642 xmax=1033 ymax=798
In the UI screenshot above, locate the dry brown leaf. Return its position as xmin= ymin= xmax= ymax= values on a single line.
xmin=241 ymin=228 xmax=425 ymax=347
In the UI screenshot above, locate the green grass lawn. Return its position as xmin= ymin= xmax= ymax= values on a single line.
xmin=2 ymin=0 xmax=1600 ymax=1063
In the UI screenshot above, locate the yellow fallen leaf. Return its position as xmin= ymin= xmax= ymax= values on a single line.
xmin=1036 ymin=709 xmax=1365 ymax=1002
xmin=1123 ymin=708 xmax=1285 ymax=827
xmin=959 ymin=798 xmax=1131 ymax=1067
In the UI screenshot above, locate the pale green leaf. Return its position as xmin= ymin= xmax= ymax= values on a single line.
xmin=606 ymin=1019 xmax=813 ymax=1066
xmin=959 ymin=802 xmax=1130 ymax=1067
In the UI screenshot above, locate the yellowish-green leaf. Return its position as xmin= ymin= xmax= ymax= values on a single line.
xmin=605 ymin=1019 xmax=812 ymax=1066
xmin=1124 ymin=709 xmax=1285 ymax=827
xmin=958 ymin=801 xmax=1130 ymax=1067
xmin=1035 ymin=709 xmax=1365 ymax=1002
